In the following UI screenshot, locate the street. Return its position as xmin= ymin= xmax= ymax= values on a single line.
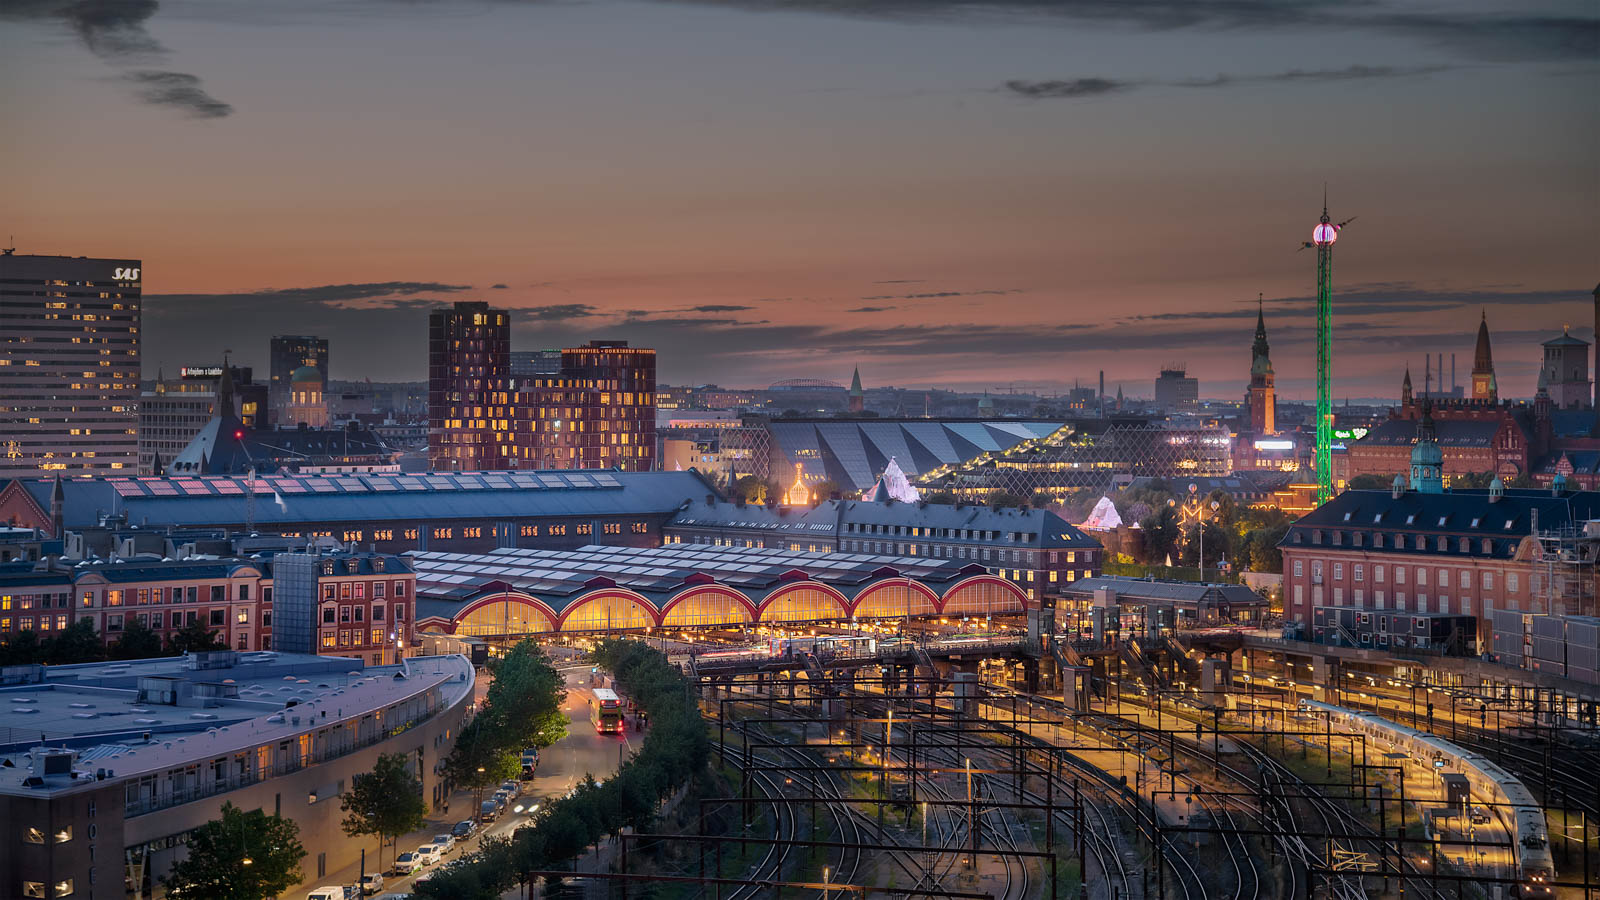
xmin=298 ymin=666 xmax=631 ymax=899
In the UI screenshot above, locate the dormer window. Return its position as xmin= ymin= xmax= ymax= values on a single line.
xmin=1459 ymin=538 xmax=1470 ymax=553
xmin=1343 ymin=512 xmax=1352 ymax=522
xmin=1504 ymin=520 xmax=1514 ymax=529
xmin=1470 ymin=517 xmax=1480 ymax=528
xmin=1374 ymin=534 xmax=1384 ymax=548
xmin=1438 ymin=516 xmax=1448 ymax=527
xmin=1373 ymin=513 xmax=1384 ymax=523
xmin=1405 ymin=514 xmax=1415 ymax=525
xmin=1312 ymin=529 xmax=1322 ymax=545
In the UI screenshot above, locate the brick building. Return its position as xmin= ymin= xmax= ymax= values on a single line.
xmin=1281 ymin=415 xmax=1600 ymax=643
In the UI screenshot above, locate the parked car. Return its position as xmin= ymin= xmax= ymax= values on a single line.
xmin=431 ymin=833 xmax=456 ymax=853
xmin=491 ymin=790 xmax=510 ymax=812
xmin=520 ymin=749 xmax=539 ymax=779
xmin=452 ymin=819 xmax=477 ymax=839
xmin=415 ymin=844 xmax=441 ymax=866
xmin=479 ymin=800 xmax=498 ymax=824
xmin=357 ymin=873 xmax=384 ymax=896
xmin=393 ymin=852 xmax=423 ymax=875
xmin=500 ymin=780 xmax=520 ymax=798
xmin=1469 ymin=806 xmax=1492 ymax=825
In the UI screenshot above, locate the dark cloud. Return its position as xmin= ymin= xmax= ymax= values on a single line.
xmin=1005 ymin=78 xmax=1127 ymax=99
xmin=1008 ymin=65 xmax=1453 ymax=100
xmin=58 ymin=0 xmax=161 ymax=59
xmin=873 ymin=279 xmax=923 ymax=284
xmin=490 ymin=283 xmax=508 ymax=289
xmin=125 ymin=71 xmax=233 ymax=119
xmin=1121 ymin=285 xmax=1586 ymax=324
xmin=671 ymin=0 xmax=1595 ymax=62
xmin=682 ymin=304 xmax=757 ymax=313
xmin=3 ymin=1 xmax=234 ymax=117
xmin=520 ymin=303 xmax=601 ymax=322
xmin=848 ymin=306 xmax=896 ymax=313
xmin=861 ymin=288 xmax=1021 ymax=300
xmin=153 ymin=282 xmax=474 ymax=307
xmin=2 ymin=0 xmax=241 ymax=118
xmin=1175 ymin=64 xmax=1454 ymax=89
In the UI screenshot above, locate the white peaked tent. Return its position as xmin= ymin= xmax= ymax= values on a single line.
xmin=861 ymin=457 xmax=921 ymax=503
xmin=1081 ymin=496 xmax=1122 ymax=530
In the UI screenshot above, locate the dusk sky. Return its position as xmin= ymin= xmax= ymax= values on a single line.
xmin=4 ymin=0 xmax=1596 ymax=399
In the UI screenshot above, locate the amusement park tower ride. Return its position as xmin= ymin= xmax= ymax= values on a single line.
xmin=1304 ymin=195 xmax=1354 ymax=503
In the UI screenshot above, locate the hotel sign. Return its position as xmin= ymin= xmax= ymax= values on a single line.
xmin=113 ymin=267 xmax=141 ymax=280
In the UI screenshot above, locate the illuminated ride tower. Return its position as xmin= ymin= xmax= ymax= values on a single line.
xmin=1304 ymin=198 xmax=1352 ymax=503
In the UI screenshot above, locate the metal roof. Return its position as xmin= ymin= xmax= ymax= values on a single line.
xmin=1062 ymin=575 xmax=1265 ymax=607
xmin=411 ymin=543 xmax=988 ymax=613
xmin=12 ymin=469 xmax=717 ymax=530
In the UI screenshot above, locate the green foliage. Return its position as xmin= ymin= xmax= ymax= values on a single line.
xmin=1347 ymin=473 xmax=1395 ymax=490
xmin=987 ymin=489 xmax=1025 ymax=510
xmin=1139 ymin=503 xmax=1181 ymax=563
xmin=111 ymin=618 xmax=163 ymax=660
xmin=341 ymin=752 xmax=428 ymax=874
xmin=0 ymin=630 xmax=42 ymax=666
xmin=163 ymin=802 xmax=305 ymax=900
xmin=167 ymin=620 xmax=227 ymax=654
xmin=730 ymin=475 xmax=768 ymax=504
xmin=921 ymin=491 xmax=958 ymax=505
xmin=415 ymin=640 xmax=709 ymax=900
xmin=442 ymin=640 xmax=566 ymax=814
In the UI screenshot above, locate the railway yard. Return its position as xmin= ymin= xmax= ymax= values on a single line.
xmin=561 ymin=623 xmax=1598 ymax=900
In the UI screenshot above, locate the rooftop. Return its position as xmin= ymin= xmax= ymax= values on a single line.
xmin=412 ymin=543 xmax=989 ymax=615
xmin=666 ymin=496 xmax=1099 ymax=548
xmin=0 ymin=651 xmax=474 ymax=798
xmin=1062 ymin=575 xmax=1266 ymax=607
xmin=8 ymin=469 xmax=718 ymax=530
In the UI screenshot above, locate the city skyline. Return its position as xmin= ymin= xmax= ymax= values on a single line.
xmin=4 ymin=0 xmax=1594 ymax=394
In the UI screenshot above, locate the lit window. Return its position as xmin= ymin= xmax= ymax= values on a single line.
xmin=24 ymin=826 xmax=44 ymax=844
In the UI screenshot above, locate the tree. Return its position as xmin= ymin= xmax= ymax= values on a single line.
xmin=987 ymin=490 xmax=1025 ymax=510
xmin=163 ymin=802 xmax=305 ymax=900
xmin=1139 ymin=504 xmax=1181 ymax=565
xmin=168 ymin=620 xmax=227 ymax=654
xmin=0 ymin=629 xmax=42 ymax=666
xmin=44 ymin=618 xmax=104 ymax=665
xmin=443 ymin=719 xmax=522 ymax=813
xmin=730 ymin=474 xmax=768 ymax=504
xmin=1027 ymin=492 xmax=1055 ymax=510
xmin=1451 ymin=471 xmax=1497 ymax=489
xmin=922 ymin=491 xmax=958 ymax=505
xmin=1347 ymin=473 xmax=1396 ymax=490
xmin=341 ymin=752 xmax=428 ymax=875
xmin=111 ymin=618 xmax=163 ymax=660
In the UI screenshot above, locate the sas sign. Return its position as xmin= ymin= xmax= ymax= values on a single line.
xmin=114 ymin=267 xmax=141 ymax=281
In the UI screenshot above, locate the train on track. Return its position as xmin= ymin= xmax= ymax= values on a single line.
xmin=1299 ymin=699 xmax=1555 ymax=897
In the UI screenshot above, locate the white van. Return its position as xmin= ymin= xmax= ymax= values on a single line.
xmin=306 ymin=888 xmax=351 ymax=900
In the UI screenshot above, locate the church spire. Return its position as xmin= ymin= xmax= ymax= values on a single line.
xmin=1470 ymin=311 xmax=1497 ymax=402
xmin=1251 ymin=294 xmax=1272 ymax=376
xmin=847 ymin=366 xmax=864 ymax=413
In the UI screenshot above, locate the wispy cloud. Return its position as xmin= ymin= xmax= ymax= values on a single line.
xmin=1006 ymin=65 xmax=1453 ymax=100
xmin=4 ymin=0 xmax=235 ymax=117
xmin=521 ymin=303 xmax=601 ymax=322
xmin=860 ymin=288 xmax=1021 ymax=300
xmin=125 ymin=71 xmax=233 ymax=119
xmin=668 ymin=0 xmax=1596 ymax=62
xmin=1005 ymin=78 xmax=1127 ymax=99
xmin=153 ymin=281 xmax=474 ymax=307
xmin=848 ymin=305 xmax=896 ymax=313
xmin=681 ymin=304 xmax=757 ymax=313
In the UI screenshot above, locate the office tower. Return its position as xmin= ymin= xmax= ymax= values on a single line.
xmin=428 ymin=301 xmax=510 ymax=470
xmin=269 ymin=335 xmax=329 ymax=423
xmin=0 ymin=251 xmax=141 ymax=478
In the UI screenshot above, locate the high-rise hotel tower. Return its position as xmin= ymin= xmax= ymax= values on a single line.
xmin=0 ymin=251 xmax=142 ymax=478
